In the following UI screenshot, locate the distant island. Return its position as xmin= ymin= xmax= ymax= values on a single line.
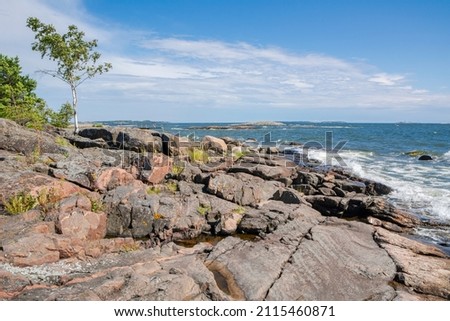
xmin=189 ymin=121 xmax=286 ymax=130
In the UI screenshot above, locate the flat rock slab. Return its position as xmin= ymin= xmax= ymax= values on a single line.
xmin=207 ymin=216 xmax=397 ymax=301
xmin=206 ymin=210 xmax=324 ymax=300
xmin=266 ymin=219 xmax=397 ymax=300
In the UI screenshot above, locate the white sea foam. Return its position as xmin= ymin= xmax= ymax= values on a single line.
xmin=342 ymin=152 xmax=450 ymax=221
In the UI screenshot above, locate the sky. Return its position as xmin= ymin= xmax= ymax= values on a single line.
xmin=1 ymin=0 xmax=450 ymax=123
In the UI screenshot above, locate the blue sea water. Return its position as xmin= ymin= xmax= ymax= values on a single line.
xmin=104 ymin=121 xmax=450 ymax=249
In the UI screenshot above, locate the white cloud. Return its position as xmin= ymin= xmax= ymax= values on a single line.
xmin=368 ymin=73 xmax=405 ymax=86
xmin=1 ymin=0 xmax=449 ymax=122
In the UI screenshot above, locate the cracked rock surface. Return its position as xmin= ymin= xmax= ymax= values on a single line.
xmin=1 ymin=120 xmax=449 ymax=301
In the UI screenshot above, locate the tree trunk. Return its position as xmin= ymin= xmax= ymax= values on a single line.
xmin=71 ymin=85 xmax=79 ymax=134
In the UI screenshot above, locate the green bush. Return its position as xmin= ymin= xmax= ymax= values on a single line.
xmin=3 ymin=192 xmax=37 ymax=215
xmin=147 ymin=186 xmax=162 ymax=195
xmin=165 ymin=181 xmax=178 ymax=193
xmin=189 ymin=148 xmax=209 ymax=163
xmin=50 ymin=102 xmax=73 ymax=128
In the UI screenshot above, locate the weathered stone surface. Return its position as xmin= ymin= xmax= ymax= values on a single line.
xmin=57 ymin=209 xmax=107 ymax=241
xmin=367 ymin=198 xmax=420 ymax=228
xmin=207 ymin=172 xmax=282 ymax=207
xmin=202 ymin=136 xmax=227 ymax=154
xmin=228 ymin=163 xmax=295 ymax=182
xmin=0 ymin=270 xmax=30 ymax=299
xmin=142 ymin=154 xmax=171 ymax=184
xmin=94 ymin=168 xmax=137 ymax=192
xmin=374 ymin=228 xmax=450 ymax=299
xmin=78 ymin=127 xmax=162 ymax=153
xmin=206 ymin=211 xmax=325 ymax=300
xmin=2 ymin=234 xmax=60 ymax=266
xmin=0 ymin=118 xmax=68 ymax=155
xmin=265 ymin=219 xmax=397 ymax=300
xmin=1 ymin=120 xmax=448 ymax=302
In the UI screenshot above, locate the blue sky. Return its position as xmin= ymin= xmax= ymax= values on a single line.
xmin=1 ymin=0 xmax=450 ymax=122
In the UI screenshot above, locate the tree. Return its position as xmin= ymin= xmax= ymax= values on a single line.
xmin=0 ymin=54 xmax=48 ymax=128
xmin=50 ymin=102 xmax=74 ymax=128
xmin=27 ymin=17 xmax=112 ymax=134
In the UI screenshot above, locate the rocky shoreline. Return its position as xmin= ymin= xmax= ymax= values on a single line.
xmin=0 ymin=118 xmax=448 ymax=300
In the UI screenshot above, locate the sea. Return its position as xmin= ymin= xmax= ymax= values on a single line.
xmin=103 ymin=120 xmax=450 ymax=252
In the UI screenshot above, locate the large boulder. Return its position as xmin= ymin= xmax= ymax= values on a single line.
xmin=0 ymin=118 xmax=69 ymax=156
xmin=78 ymin=127 xmax=162 ymax=153
xmin=202 ymin=135 xmax=227 ymax=154
xmin=206 ymin=172 xmax=282 ymax=207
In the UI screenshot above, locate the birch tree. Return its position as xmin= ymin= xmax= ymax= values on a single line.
xmin=27 ymin=17 xmax=112 ymax=133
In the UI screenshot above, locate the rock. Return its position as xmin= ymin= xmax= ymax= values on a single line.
xmin=318 ymin=187 xmax=337 ymax=196
xmin=272 ymin=189 xmax=305 ymax=204
xmin=94 ymin=168 xmax=137 ymax=192
xmin=374 ymin=228 xmax=450 ymax=299
xmin=304 ymin=195 xmax=344 ymax=216
xmin=142 ymin=154 xmax=172 ymax=184
xmin=238 ymin=201 xmax=318 ymax=235
xmin=206 ymin=172 xmax=282 ymax=207
xmin=366 ymin=198 xmax=420 ymax=228
xmin=335 ymin=179 xmax=366 ymax=194
xmin=78 ymin=127 xmax=162 ymax=153
xmin=265 ymin=219 xmax=396 ymax=300
xmin=228 ymin=164 xmax=295 ymax=182
xmin=266 ymin=146 xmax=279 ymax=154
xmin=2 ymin=234 xmax=60 ymax=266
xmin=0 ymin=118 xmax=68 ymax=156
xmin=0 ymin=270 xmax=30 ymax=299
xmin=202 ymin=135 xmax=227 ymax=154
xmin=56 ymin=209 xmax=107 ymax=241
xmin=295 ymin=171 xmax=323 ymax=187
xmin=363 ymin=180 xmax=392 ymax=196
xmin=418 ymin=155 xmax=433 ymax=161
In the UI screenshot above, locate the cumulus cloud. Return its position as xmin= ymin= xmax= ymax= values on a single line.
xmin=1 ymin=0 xmax=449 ymax=121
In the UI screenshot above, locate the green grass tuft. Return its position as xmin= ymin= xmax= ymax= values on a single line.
xmin=3 ymin=192 xmax=37 ymax=215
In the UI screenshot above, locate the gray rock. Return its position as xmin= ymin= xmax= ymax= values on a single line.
xmin=335 ymin=179 xmax=366 ymax=194
xmin=228 ymin=163 xmax=295 ymax=182
xmin=418 ymin=155 xmax=433 ymax=161
xmin=265 ymin=219 xmax=397 ymax=300
xmin=78 ymin=127 xmax=162 ymax=153
xmin=206 ymin=172 xmax=282 ymax=207
xmin=0 ymin=118 xmax=68 ymax=156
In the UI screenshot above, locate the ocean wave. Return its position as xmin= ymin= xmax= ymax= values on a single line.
xmin=342 ymin=153 xmax=450 ymax=222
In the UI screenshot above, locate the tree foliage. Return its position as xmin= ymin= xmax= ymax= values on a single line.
xmin=0 ymin=54 xmax=48 ymax=128
xmin=27 ymin=17 xmax=112 ymax=133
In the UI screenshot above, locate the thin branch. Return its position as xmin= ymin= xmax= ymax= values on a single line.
xmin=36 ymin=69 xmax=71 ymax=85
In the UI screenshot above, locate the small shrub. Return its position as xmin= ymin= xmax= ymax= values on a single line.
xmin=90 ymin=198 xmax=105 ymax=213
xmin=93 ymin=123 xmax=103 ymax=128
xmin=197 ymin=204 xmax=211 ymax=216
xmin=36 ymin=187 xmax=61 ymax=213
xmin=233 ymin=150 xmax=248 ymax=160
xmin=55 ymin=136 xmax=71 ymax=147
xmin=171 ymin=163 xmax=185 ymax=176
xmin=189 ymin=148 xmax=209 ymax=163
xmin=165 ymin=181 xmax=178 ymax=193
xmin=147 ymin=186 xmax=161 ymax=195
xmin=3 ymin=192 xmax=37 ymax=215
